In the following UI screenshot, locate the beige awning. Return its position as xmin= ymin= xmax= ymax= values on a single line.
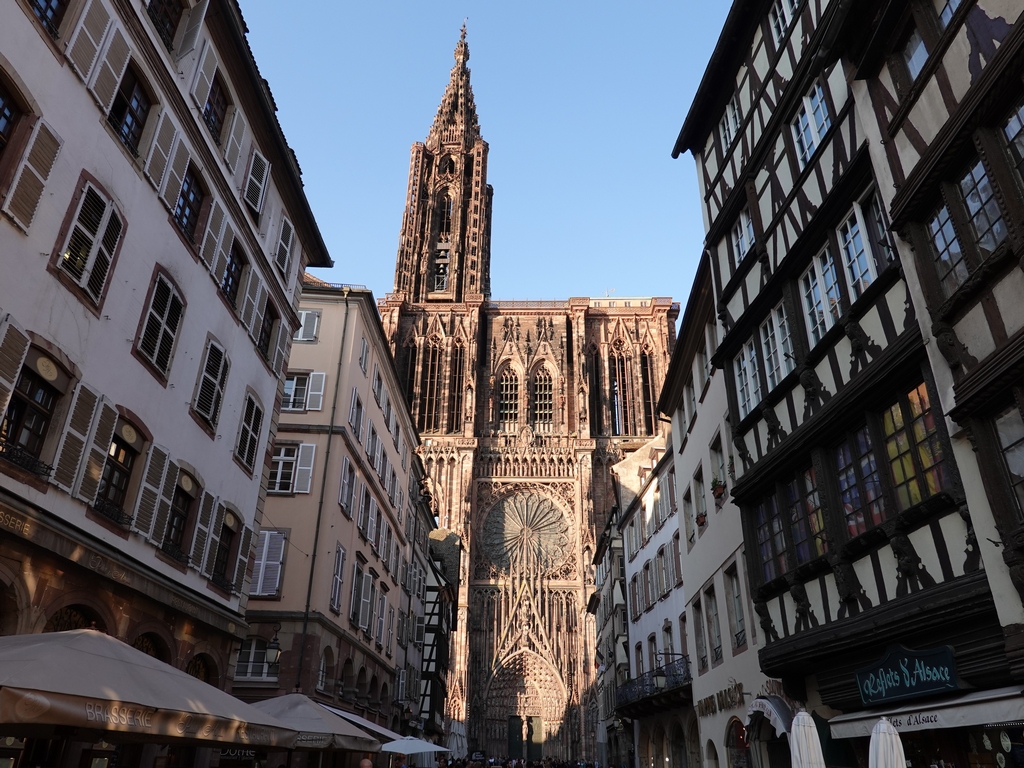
xmin=249 ymin=694 xmax=381 ymax=752
xmin=829 ymin=686 xmax=1024 ymax=739
xmin=320 ymin=703 xmax=403 ymax=741
xmin=0 ymin=629 xmax=297 ymax=747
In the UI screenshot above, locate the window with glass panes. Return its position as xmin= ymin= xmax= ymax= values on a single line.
xmin=960 ymin=160 xmax=1007 ymax=256
xmin=769 ymin=0 xmax=796 ymax=46
xmin=533 ymin=369 xmax=553 ymax=431
xmin=1 ymin=368 xmax=57 ymax=458
xmin=938 ymin=0 xmax=962 ymax=26
xmin=731 ymin=209 xmax=755 ymax=269
xmin=203 ymin=75 xmax=229 ymax=141
xmin=269 ymin=445 xmax=297 ymax=493
xmin=257 ymin=304 xmax=278 ymax=359
xmin=792 ymin=83 xmax=831 ymax=168
xmin=902 ymin=28 xmax=929 ymax=81
xmin=706 ymin=588 xmax=723 ymax=662
xmin=693 ymin=601 xmax=708 ymax=669
xmin=283 ymin=374 xmax=309 ymax=411
xmin=1005 ymin=99 xmax=1024 ymax=182
xmin=720 ymin=94 xmax=741 ymax=150
xmin=995 ymin=404 xmax=1024 ymax=519
xmin=801 ymin=248 xmax=842 ymax=345
xmin=164 ymin=483 xmax=194 ymax=558
xmin=881 ymin=382 xmax=947 ymax=511
xmin=499 ymin=368 xmax=519 ymax=431
xmin=0 ymin=81 xmax=20 ymax=160
xmin=212 ymin=518 xmax=236 ymax=583
xmin=30 ymin=0 xmax=68 ymax=37
xmin=727 ymin=567 xmax=745 ymax=646
xmin=761 ymin=304 xmax=794 ymax=390
xmin=173 ymin=167 xmax=204 ymax=242
xmin=928 ymin=204 xmax=966 ymax=298
xmin=838 ymin=208 xmax=874 ymax=300
xmin=236 ymin=638 xmax=278 ymax=679
xmin=735 ymin=339 xmax=761 ymax=418
xmin=785 ymin=466 xmax=828 ymax=565
xmin=96 ymin=436 xmax=136 ymax=512
xmin=146 ymin=0 xmax=184 ymax=49
xmin=755 ymin=495 xmax=787 ymax=582
xmin=835 ymin=426 xmax=886 ymax=537
xmin=109 ymin=67 xmax=150 ymax=155
xmin=220 ymin=242 xmax=246 ymax=307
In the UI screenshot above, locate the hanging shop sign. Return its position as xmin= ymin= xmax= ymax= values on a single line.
xmin=855 ymin=644 xmax=959 ymax=706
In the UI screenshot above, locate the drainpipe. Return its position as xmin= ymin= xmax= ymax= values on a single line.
xmin=295 ymin=286 xmax=351 ymax=690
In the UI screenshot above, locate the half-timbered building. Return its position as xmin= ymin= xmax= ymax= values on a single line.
xmin=673 ymin=0 xmax=1018 ymax=764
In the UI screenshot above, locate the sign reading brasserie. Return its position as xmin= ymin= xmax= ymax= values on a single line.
xmin=855 ymin=645 xmax=959 ymax=706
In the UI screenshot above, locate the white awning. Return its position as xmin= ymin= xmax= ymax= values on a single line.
xmin=746 ymin=695 xmax=794 ymax=735
xmin=829 ymin=686 xmax=1024 ymax=739
xmin=319 ymin=703 xmax=403 ymax=742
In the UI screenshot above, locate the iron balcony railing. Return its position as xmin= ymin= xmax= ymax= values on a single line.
xmin=160 ymin=540 xmax=189 ymax=566
xmin=0 ymin=438 xmax=54 ymax=478
xmin=615 ymin=655 xmax=692 ymax=709
xmin=92 ymin=498 xmax=133 ymax=529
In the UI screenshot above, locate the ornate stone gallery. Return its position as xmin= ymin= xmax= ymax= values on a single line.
xmin=379 ymin=29 xmax=678 ymax=759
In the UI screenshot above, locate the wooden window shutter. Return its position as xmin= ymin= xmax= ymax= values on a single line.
xmin=199 ymin=199 xmax=225 ymax=269
xmin=138 ymin=275 xmax=184 ymax=376
xmin=52 ymin=383 xmax=99 ymax=493
xmin=150 ymin=460 xmax=180 ymax=547
xmin=145 ymin=112 xmax=177 ymax=190
xmin=306 ymin=372 xmax=326 ymax=411
xmin=89 ymin=27 xmax=130 ymax=112
xmin=232 ymin=524 xmax=253 ymax=594
xmin=195 ymin=340 xmax=229 ymax=425
xmin=243 ymin=149 xmax=270 ymax=213
xmin=76 ymin=397 xmax=117 ymax=504
xmin=2 ymin=121 xmax=62 ymax=232
xmin=274 ymin=216 xmax=294 ymax=273
xmin=272 ymin=321 xmax=290 ymax=376
xmin=160 ymin=138 xmax=190 ymax=210
xmin=359 ymin=572 xmax=373 ymax=629
xmin=58 ymin=184 xmax=123 ymax=303
xmin=0 ymin=314 xmax=30 ymax=418
xmin=66 ymin=0 xmax=111 ymax=82
xmin=236 ymin=395 xmax=263 ymax=470
xmin=249 ymin=285 xmax=269 ymax=344
xmin=132 ymin=444 xmax=169 ymax=538
xmin=294 ymin=443 xmax=316 ymax=494
xmin=339 ymin=456 xmax=351 ymax=508
xmin=239 ymin=269 xmax=263 ymax=330
xmin=202 ymin=502 xmax=225 ymax=577
xmin=330 ymin=545 xmax=345 ymax=612
xmin=189 ymin=490 xmax=217 ymax=571
xmin=252 ymin=529 xmax=283 ymax=595
xmin=223 ymin=108 xmax=247 ymax=172
xmin=175 ymin=0 xmax=208 ymax=61
xmin=190 ymin=38 xmax=218 ymax=108
xmin=367 ymin=499 xmax=377 ymax=545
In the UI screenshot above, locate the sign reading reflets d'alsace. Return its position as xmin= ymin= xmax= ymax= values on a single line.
xmin=855 ymin=645 xmax=959 ymax=706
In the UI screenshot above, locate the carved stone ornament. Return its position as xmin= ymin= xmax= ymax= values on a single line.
xmin=482 ymin=492 xmax=571 ymax=575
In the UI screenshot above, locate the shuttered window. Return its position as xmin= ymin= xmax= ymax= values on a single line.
xmin=339 ymin=457 xmax=355 ymax=514
xmin=251 ymin=529 xmax=286 ymax=597
xmin=0 ymin=82 xmax=20 ymax=160
xmin=137 ymin=274 xmax=184 ymax=376
xmin=235 ymin=394 xmax=263 ymax=471
xmin=330 ymin=544 xmax=346 ymax=613
xmin=108 ymin=66 xmax=150 ymax=156
xmin=172 ymin=166 xmax=205 ymax=243
xmin=1 ymin=367 xmax=57 ymax=460
xmin=30 ymin=0 xmax=69 ymax=38
xmin=58 ymin=183 xmax=124 ymax=304
xmin=275 ymin=216 xmax=294 ymax=273
xmin=294 ymin=310 xmax=320 ymax=342
xmin=282 ymin=375 xmax=309 ymax=411
xmin=193 ymin=340 xmax=229 ymax=427
xmin=268 ymin=445 xmax=296 ymax=493
xmin=2 ymin=119 xmax=62 ymax=232
xmin=243 ymin=148 xmax=270 ymax=214
xmin=220 ymin=242 xmax=247 ymax=308
xmin=146 ymin=0 xmax=184 ymax=50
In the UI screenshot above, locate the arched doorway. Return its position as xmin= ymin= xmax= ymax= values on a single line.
xmin=706 ymin=740 xmax=720 ymax=768
xmin=185 ymin=653 xmax=217 ymax=684
xmin=43 ymin=604 xmax=105 ymax=633
xmin=670 ymin=722 xmax=687 ymax=768
xmin=725 ymin=718 xmax=751 ymax=768
xmin=484 ymin=651 xmax=565 ymax=760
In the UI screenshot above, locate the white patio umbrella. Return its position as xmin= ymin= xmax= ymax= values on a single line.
xmin=790 ymin=710 xmax=826 ymax=768
xmin=869 ymin=717 xmax=907 ymax=768
xmin=380 ymin=736 xmax=450 ymax=753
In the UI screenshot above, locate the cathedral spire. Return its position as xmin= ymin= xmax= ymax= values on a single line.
xmin=427 ymin=26 xmax=481 ymax=151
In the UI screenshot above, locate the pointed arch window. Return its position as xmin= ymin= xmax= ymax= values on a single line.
xmin=589 ymin=349 xmax=603 ymax=436
xmin=532 ymin=368 xmax=553 ymax=433
xmin=437 ymin=191 xmax=453 ymax=241
xmin=640 ymin=352 xmax=657 ymax=436
xmin=447 ymin=343 xmax=465 ymax=434
xmin=401 ymin=341 xmax=417 ymax=407
xmin=499 ymin=368 xmax=519 ymax=432
xmin=609 ymin=349 xmax=635 ymax=436
xmin=418 ymin=339 xmax=443 ymax=433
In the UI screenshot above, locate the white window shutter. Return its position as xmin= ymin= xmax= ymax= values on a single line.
xmin=145 ymin=111 xmax=177 ymax=190
xmin=211 ymin=224 xmax=234 ymax=282
xmin=272 ymin=321 xmax=291 ymax=376
xmin=2 ymin=121 xmax=62 ymax=232
xmin=66 ymin=0 xmax=111 ymax=82
xmin=160 ymin=138 xmax=190 ymax=210
xmin=202 ymin=502 xmax=226 ymax=577
xmin=175 ymin=0 xmax=208 ymax=61
xmin=150 ymin=460 xmax=179 ymax=547
xmin=195 ymin=341 xmax=229 ymax=424
xmin=51 ymin=383 xmax=99 ymax=493
xmin=76 ymin=396 xmax=117 ymax=504
xmin=0 ymin=314 xmax=31 ymax=423
xmin=223 ymin=108 xmax=247 ymax=172
xmin=367 ymin=499 xmax=378 ymax=546
xmin=274 ymin=216 xmax=294 ymax=273
xmin=249 ymin=285 xmax=269 ymax=344
xmin=233 ymin=525 xmax=253 ymax=593
xmin=348 ymin=387 xmax=358 ymax=425
xmin=190 ymin=38 xmax=218 ymax=108
xmin=330 ymin=545 xmax=345 ymax=611
xmin=294 ymin=444 xmax=316 ymax=494
xmin=359 ymin=574 xmax=373 ymax=630
xmin=339 ymin=457 xmax=351 ymax=508
xmin=306 ymin=372 xmax=326 ymax=411
xmin=89 ymin=26 xmax=130 ymax=112
xmin=132 ymin=444 xmax=169 ymax=538
xmin=236 ymin=395 xmax=263 ymax=471
xmin=239 ymin=269 xmax=263 ymax=330
xmin=243 ymin=149 xmax=270 ymax=213
xmin=190 ymin=491 xmax=217 ymax=572
xmin=199 ymin=198 xmax=225 ymax=269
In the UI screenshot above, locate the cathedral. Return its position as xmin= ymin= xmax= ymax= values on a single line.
xmin=378 ymin=29 xmax=678 ymax=760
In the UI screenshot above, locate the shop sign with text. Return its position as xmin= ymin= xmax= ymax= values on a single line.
xmin=855 ymin=645 xmax=958 ymax=706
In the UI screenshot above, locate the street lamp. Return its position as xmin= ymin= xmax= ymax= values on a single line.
xmin=265 ymin=623 xmax=282 ymax=666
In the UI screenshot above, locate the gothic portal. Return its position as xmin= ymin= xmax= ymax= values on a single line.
xmin=379 ymin=29 xmax=678 ymax=759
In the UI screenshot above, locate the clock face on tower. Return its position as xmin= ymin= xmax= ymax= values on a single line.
xmin=481 ymin=492 xmax=570 ymax=575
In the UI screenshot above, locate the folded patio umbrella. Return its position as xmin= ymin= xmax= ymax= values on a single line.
xmin=250 ymin=694 xmax=380 ymax=752
xmin=0 ymin=629 xmax=297 ymax=748
xmin=380 ymin=736 xmax=450 ymax=753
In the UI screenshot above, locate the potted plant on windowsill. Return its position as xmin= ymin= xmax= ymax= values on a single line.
xmin=710 ymin=477 xmax=727 ymax=500
xmin=695 ymin=511 xmax=708 ymax=527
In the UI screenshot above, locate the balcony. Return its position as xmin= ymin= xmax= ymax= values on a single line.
xmin=160 ymin=540 xmax=189 ymax=566
xmin=0 ymin=438 xmax=53 ymax=478
xmin=615 ymin=656 xmax=692 ymax=718
xmin=92 ymin=498 xmax=133 ymax=529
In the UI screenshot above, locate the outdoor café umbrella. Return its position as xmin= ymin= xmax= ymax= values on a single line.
xmin=0 ymin=629 xmax=297 ymax=748
xmin=869 ymin=717 xmax=907 ymax=768
xmin=250 ymin=694 xmax=381 ymax=752
xmin=790 ymin=710 xmax=826 ymax=768
xmin=380 ymin=736 xmax=451 ymax=753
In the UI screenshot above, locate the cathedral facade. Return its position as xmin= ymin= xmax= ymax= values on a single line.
xmin=378 ymin=30 xmax=678 ymax=759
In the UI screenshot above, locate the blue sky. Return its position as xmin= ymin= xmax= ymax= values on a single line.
xmin=241 ymin=0 xmax=731 ymax=308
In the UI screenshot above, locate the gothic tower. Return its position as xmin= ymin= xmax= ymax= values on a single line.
xmin=380 ymin=30 xmax=678 ymax=760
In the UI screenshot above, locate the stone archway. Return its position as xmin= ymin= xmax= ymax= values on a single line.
xmin=483 ymin=650 xmax=566 ymax=760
